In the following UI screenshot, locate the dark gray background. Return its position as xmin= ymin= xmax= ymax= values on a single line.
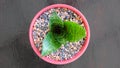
xmin=0 ymin=0 xmax=120 ymax=68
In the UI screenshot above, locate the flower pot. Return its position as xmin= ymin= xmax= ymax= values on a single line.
xmin=29 ymin=4 xmax=90 ymax=65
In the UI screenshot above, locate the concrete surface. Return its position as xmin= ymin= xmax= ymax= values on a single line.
xmin=0 ymin=0 xmax=120 ymax=68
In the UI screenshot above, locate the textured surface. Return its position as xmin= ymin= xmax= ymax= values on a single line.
xmin=0 ymin=0 xmax=120 ymax=68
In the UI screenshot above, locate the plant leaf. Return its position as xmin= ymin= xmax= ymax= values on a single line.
xmin=64 ymin=21 xmax=86 ymax=42
xmin=49 ymin=11 xmax=64 ymax=30
xmin=41 ymin=32 xmax=61 ymax=56
xmin=49 ymin=11 xmax=66 ymax=44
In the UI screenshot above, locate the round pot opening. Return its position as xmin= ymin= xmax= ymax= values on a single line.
xmin=29 ymin=4 xmax=90 ymax=65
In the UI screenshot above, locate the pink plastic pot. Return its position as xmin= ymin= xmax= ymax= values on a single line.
xmin=29 ymin=4 xmax=90 ymax=65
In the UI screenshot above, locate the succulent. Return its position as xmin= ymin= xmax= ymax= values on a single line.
xmin=41 ymin=11 xmax=86 ymax=56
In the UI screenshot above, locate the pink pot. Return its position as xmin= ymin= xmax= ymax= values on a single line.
xmin=29 ymin=4 xmax=90 ymax=65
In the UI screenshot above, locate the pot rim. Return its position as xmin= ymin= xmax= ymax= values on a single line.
xmin=29 ymin=4 xmax=90 ymax=65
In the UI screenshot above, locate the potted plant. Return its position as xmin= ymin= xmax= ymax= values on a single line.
xmin=29 ymin=4 xmax=90 ymax=65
